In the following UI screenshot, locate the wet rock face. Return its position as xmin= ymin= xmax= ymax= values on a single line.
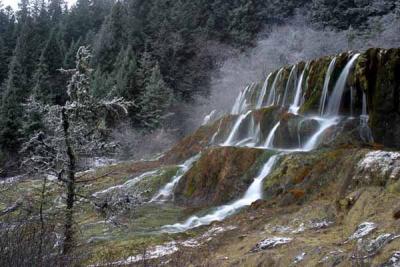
xmin=161 ymin=115 xmax=236 ymax=164
xmin=174 ymin=147 xmax=265 ymax=208
xmin=360 ymin=48 xmax=400 ymax=148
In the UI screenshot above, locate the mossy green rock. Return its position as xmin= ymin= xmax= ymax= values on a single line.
xmin=174 ymin=147 xmax=265 ymax=208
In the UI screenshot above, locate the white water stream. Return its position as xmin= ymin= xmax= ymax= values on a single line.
xmin=325 ymin=54 xmax=360 ymax=116
xmin=150 ymin=154 xmax=200 ymax=202
xmin=319 ymin=57 xmax=337 ymax=115
xmin=162 ymin=155 xmax=279 ymax=233
xmin=159 ymin=52 xmax=362 ymax=232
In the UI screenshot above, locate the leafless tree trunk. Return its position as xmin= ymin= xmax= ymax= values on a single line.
xmin=61 ymin=107 xmax=77 ymax=255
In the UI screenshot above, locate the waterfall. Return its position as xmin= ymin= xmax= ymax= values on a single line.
xmin=264 ymin=122 xmax=280 ymax=148
xmin=289 ymin=62 xmax=310 ymax=114
xmin=266 ymin=69 xmax=283 ymax=106
xmin=256 ymin=73 xmax=272 ymax=108
xmin=202 ymin=110 xmax=217 ymax=125
xmin=222 ymin=110 xmax=252 ymax=146
xmin=297 ymin=118 xmax=305 ymax=147
xmin=236 ymin=117 xmax=261 ymax=147
xmin=162 ymin=155 xmax=279 ymax=233
xmin=325 ymin=54 xmax=360 ymax=117
xmin=231 ymin=85 xmax=251 ymax=114
xmin=359 ymin=92 xmax=374 ymax=143
xmin=150 ymin=155 xmax=200 ymax=202
xmin=302 ymin=117 xmax=339 ymax=151
xmin=319 ymin=57 xmax=337 ymax=115
xmin=210 ymin=119 xmax=223 ymax=144
xmin=282 ymin=65 xmax=297 ymax=107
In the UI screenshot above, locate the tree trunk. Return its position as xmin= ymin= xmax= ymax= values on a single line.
xmin=61 ymin=107 xmax=76 ymax=255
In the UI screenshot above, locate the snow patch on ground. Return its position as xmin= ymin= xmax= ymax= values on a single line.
xmin=265 ymin=219 xmax=334 ymax=235
xmin=251 ymin=237 xmax=293 ymax=252
xmin=348 ymin=222 xmax=377 ymax=241
xmin=0 ymin=174 xmax=25 ymax=185
xmin=385 ymin=251 xmax=400 ymax=267
xmin=112 ymin=242 xmax=179 ymax=265
xmin=358 ymin=151 xmax=400 ymax=180
xmin=181 ymin=225 xmax=237 ymax=248
xmin=97 ymin=225 xmax=237 ymax=266
xmin=293 ymin=252 xmax=306 ymax=264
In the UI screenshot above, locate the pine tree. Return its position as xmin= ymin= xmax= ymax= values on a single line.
xmin=48 ymin=0 xmax=63 ymax=23
xmin=0 ymin=21 xmax=32 ymax=154
xmin=93 ymin=1 xmax=128 ymax=72
xmin=110 ymin=45 xmax=138 ymax=99
xmin=0 ymin=3 xmax=16 ymax=85
xmin=63 ymin=38 xmax=81 ymax=69
xmin=33 ymin=28 xmax=66 ymax=104
xmin=137 ymin=62 xmax=173 ymax=130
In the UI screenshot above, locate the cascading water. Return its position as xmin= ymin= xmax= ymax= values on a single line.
xmin=282 ymin=65 xmax=297 ymax=107
xmin=325 ymin=54 xmax=360 ymax=117
xmin=222 ymin=110 xmax=252 ymax=146
xmin=266 ymin=68 xmax=283 ymax=106
xmin=236 ymin=116 xmax=260 ymax=147
xmin=289 ymin=62 xmax=309 ymax=114
xmin=231 ymin=85 xmax=250 ymax=114
xmin=302 ymin=117 xmax=339 ymax=151
xmin=256 ymin=73 xmax=272 ymax=108
xmin=150 ymin=154 xmax=200 ymax=202
xmin=319 ymin=57 xmax=337 ymax=115
xmin=162 ymin=155 xmax=279 ymax=233
xmin=202 ymin=110 xmax=217 ymax=125
xmin=264 ymin=122 xmax=280 ymax=148
xmin=359 ymin=92 xmax=374 ymax=143
xmin=210 ymin=119 xmax=223 ymax=144
xmin=160 ymin=52 xmax=366 ymax=233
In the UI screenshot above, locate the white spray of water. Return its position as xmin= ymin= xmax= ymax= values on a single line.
xmin=150 ymin=154 xmax=200 ymax=202
xmin=162 ymin=155 xmax=279 ymax=233
xmin=202 ymin=110 xmax=217 ymax=125
xmin=222 ymin=110 xmax=252 ymax=146
xmin=302 ymin=117 xmax=339 ymax=151
xmin=359 ymin=92 xmax=374 ymax=143
xmin=264 ymin=122 xmax=280 ymax=148
xmin=319 ymin=57 xmax=337 ymax=115
xmin=325 ymin=54 xmax=360 ymax=116
xmin=256 ymin=73 xmax=273 ymax=108
xmin=289 ymin=62 xmax=309 ymax=114
xmin=266 ymin=69 xmax=283 ymax=106
xmin=282 ymin=65 xmax=297 ymax=107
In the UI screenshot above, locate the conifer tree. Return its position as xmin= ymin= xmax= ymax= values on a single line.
xmin=137 ymin=62 xmax=173 ymax=130
xmin=93 ymin=1 xmax=128 ymax=72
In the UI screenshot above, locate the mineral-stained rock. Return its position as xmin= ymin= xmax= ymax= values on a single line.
xmin=174 ymin=147 xmax=268 ymax=208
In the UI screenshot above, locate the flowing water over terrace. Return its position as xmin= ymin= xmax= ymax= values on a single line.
xmin=162 ymin=155 xmax=279 ymax=233
xmin=159 ymin=52 xmax=370 ymax=231
xmin=84 ymin=52 xmax=371 ymax=237
xmin=150 ymin=154 xmax=200 ymax=202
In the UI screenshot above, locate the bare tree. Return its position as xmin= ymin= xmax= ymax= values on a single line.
xmin=20 ymin=46 xmax=133 ymax=255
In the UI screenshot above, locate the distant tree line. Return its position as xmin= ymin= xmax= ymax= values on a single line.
xmin=0 ymin=0 xmax=398 ymax=174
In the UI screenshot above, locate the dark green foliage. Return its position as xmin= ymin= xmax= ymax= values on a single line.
xmin=310 ymin=0 xmax=398 ymax=29
xmin=136 ymin=58 xmax=173 ymax=129
xmin=93 ymin=1 xmax=128 ymax=72
xmin=0 ymin=0 xmax=397 ymax=173
xmin=33 ymin=28 xmax=66 ymax=104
